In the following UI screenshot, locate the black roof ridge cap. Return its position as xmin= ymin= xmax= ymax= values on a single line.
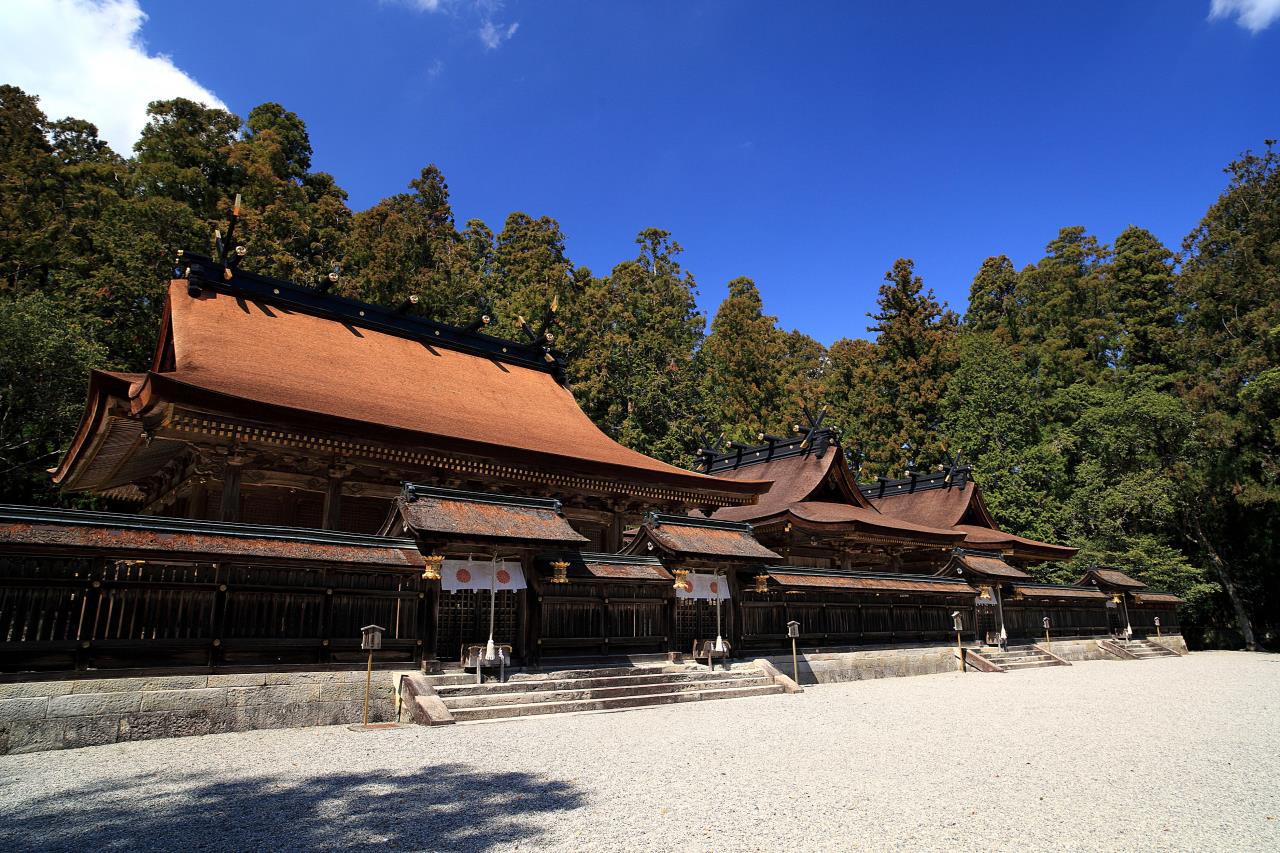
xmin=402 ymin=484 xmax=564 ymax=514
xmin=1014 ymin=581 xmax=1104 ymax=590
xmin=0 ymin=504 xmax=416 ymax=549
xmin=645 ymin=511 xmax=753 ymax=532
xmin=765 ymin=566 xmax=974 ymax=583
xmin=578 ymin=551 xmax=665 ymax=565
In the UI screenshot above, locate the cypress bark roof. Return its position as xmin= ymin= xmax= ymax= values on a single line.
xmin=952 ymin=553 xmax=1032 ymax=580
xmin=1078 ymin=568 xmax=1147 ymax=590
xmin=767 ymin=570 xmax=977 ymax=595
xmin=0 ymin=504 xmax=423 ymax=568
xmin=709 ymin=447 xmax=962 ymax=544
xmin=625 ymin=513 xmax=781 ymax=562
xmin=1011 ymin=584 xmax=1108 ymax=601
xmin=388 ymin=485 xmax=589 ymax=546
xmin=54 ymin=278 xmax=767 ymax=504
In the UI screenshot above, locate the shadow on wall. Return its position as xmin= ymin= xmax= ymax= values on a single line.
xmin=0 ymin=761 xmax=585 ymax=852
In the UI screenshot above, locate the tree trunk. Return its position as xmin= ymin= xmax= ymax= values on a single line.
xmin=1187 ymin=509 xmax=1256 ymax=650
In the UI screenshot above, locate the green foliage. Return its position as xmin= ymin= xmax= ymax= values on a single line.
xmin=859 ymin=259 xmax=959 ymax=475
xmin=564 ymin=229 xmax=706 ymax=463
xmin=699 ymin=277 xmax=789 ymax=442
xmin=0 ymin=291 xmax=106 ymax=505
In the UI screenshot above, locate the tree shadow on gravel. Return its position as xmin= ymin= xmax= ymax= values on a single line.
xmin=0 ymin=761 xmax=584 ymax=852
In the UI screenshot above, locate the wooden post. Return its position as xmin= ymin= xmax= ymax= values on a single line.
xmin=791 ymin=635 xmax=799 ymax=683
xmin=322 ymin=463 xmax=351 ymax=530
xmin=956 ymin=630 xmax=964 ymax=672
xmin=186 ymin=479 xmax=208 ymax=520
xmin=363 ymin=648 xmax=373 ymax=726
xmin=218 ymin=456 xmax=244 ymax=523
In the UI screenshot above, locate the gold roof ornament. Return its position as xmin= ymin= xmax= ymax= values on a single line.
xmin=550 ymin=560 xmax=570 ymax=584
xmin=421 ymin=554 xmax=443 ymax=581
xmin=672 ymin=568 xmax=691 ymax=593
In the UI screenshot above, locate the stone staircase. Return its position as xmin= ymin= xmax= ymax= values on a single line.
xmin=973 ymin=644 xmax=1070 ymax=672
xmin=433 ymin=665 xmax=785 ymax=722
xmin=1123 ymin=639 xmax=1180 ymax=659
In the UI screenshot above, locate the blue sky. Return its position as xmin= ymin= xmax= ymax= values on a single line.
xmin=5 ymin=1 xmax=1279 ymax=343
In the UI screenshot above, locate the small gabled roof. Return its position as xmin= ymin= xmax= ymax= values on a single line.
xmin=767 ymin=569 xmax=977 ymax=596
xmin=1012 ymin=583 xmax=1108 ymax=601
xmin=1131 ymin=591 xmax=1185 ymax=605
xmin=539 ymin=552 xmax=673 ymax=582
xmin=1078 ymin=568 xmax=1147 ymax=591
xmin=948 ymin=553 xmax=1032 ymax=581
xmin=388 ymin=484 xmax=588 ymax=546
xmin=624 ymin=513 xmax=780 ymax=562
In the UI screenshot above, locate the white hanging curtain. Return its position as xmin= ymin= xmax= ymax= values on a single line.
xmin=441 ymin=558 xmax=527 ymax=592
xmin=676 ymin=571 xmax=732 ymax=601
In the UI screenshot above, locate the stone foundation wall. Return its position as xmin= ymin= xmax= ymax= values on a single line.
xmin=0 ymin=670 xmax=406 ymax=755
xmin=760 ymin=643 xmax=967 ymax=685
xmin=1147 ymin=634 xmax=1189 ymax=655
xmin=1038 ymin=638 xmax=1110 ymax=662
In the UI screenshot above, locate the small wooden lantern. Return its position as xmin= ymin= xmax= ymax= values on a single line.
xmin=672 ymin=569 xmax=691 ymax=593
xmin=421 ymin=554 xmax=443 ymax=581
xmin=753 ymin=572 xmax=769 ymax=594
xmin=550 ymin=560 xmax=570 ymax=584
xmin=361 ymin=624 xmax=385 ymax=651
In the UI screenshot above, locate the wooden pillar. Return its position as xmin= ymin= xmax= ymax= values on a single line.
xmin=606 ymin=502 xmax=625 ymax=552
xmin=525 ymin=567 xmax=541 ymax=668
xmin=186 ymin=479 xmax=208 ymax=520
xmin=322 ymin=462 xmax=352 ymax=531
xmin=728 ymin=569 xmax=744 ymax=652
xmin=218 ymin=459 xmax=244 ymax=523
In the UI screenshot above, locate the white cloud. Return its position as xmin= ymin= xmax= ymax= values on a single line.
xmin=478 ymin=19 xmax=519 ymax=50
xmin=1209 ymin=0 xmax=1280 ymax=32
xmin=427 ymin=58 xmax=446 ymax=80
xmin=391 ymin=0 xmax=520 ymax=50
xmin=0 ymin=0 xmax=225 ymax=153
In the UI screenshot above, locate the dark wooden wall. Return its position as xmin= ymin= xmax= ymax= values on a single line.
xmin=736 ymin=589 xmax=976 ymax=651
xmin=0 ymin=551 xmax=426 ymax=673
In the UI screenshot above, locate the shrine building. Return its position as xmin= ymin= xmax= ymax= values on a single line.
xmin=0 ymin=251 xmax=1184 ymax=675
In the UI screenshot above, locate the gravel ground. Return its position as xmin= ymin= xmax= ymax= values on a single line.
xmin=1 ymin=650 xmax=1276 ymax=853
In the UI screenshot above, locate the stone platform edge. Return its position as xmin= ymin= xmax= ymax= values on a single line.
xmin=759 ymin=635 xmax=1188 ymax=685
xmin=0 ymin=670 xmax=409 ymax=755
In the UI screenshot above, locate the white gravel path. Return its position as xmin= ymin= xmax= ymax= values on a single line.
xmin=1 ymin=651 xmax=1277 ymax=852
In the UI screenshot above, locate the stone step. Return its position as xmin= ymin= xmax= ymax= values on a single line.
xmin=981 ymin=654 xmax=1054 ymax=664
xmin=450 ymin=682 xmax=785 ymax=722
xmin=441 ymin=675 xmax=773 ymax=709
xmin=505 ymin=665 xmax=678 ymax=682
xmin=1002 ymin=659 xmax=1068 ymax=670
xmin=436 ymin=669 xmax=758 ymax=698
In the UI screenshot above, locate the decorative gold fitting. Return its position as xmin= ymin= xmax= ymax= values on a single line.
xmin=753 ymin=572 xmax=770 ymax=594
xmin=978 ymin=585 xmax=993 ymax=601
xmin=421 ymin=554 xmax=444 ymax=581
xmin=549 ymin=560 xmax=570 ymax=584
xmin=672 ymin=568 xmax=691 ymax=593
